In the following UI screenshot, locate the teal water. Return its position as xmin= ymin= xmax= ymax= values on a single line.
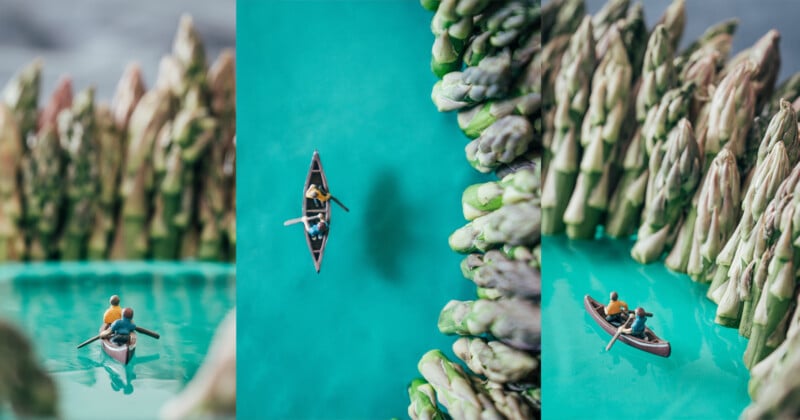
xmin=542 ymin=236 xmax=751 ymax=419
xmin=0 ymin=263 xmax=235 ymax=419
xmin=238 ymin=0 xmax=485 ymax=417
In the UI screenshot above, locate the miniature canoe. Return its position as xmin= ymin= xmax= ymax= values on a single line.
xmin=584 ymin=295 xmax=671 ymax=357
xmin=304 ymin=151 xmax=332 ymax=273
xmin=99 ymin=325 xmax=137 ymax=365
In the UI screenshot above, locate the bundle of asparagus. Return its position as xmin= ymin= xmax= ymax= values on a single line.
xmin=0 ymin=15 xmax=235 ymax=263
xmin=410 ymin=1 xmax=541 ymax=417
xmin=543 ymin=0 xmax=800 ymax=415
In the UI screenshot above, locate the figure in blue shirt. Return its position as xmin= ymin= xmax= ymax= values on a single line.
xmin=101 ymin=307 xmax=136 ymax=345
xmin=620 ymin=307 xmax=648 ymax=339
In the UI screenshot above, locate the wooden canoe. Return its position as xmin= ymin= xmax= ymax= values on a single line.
xmin=99 ymin=325 xmax=137 ymax=365
xmin=304 ymin=150 xmax=332 ymax=273
xmin=584 ymin=295 xmax=671 ymax=357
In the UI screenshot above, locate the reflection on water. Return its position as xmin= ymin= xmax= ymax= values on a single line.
xmin=0 ymin=266 xmax=234 ymax=419
xmin=543 ymin=236 xmax=750 ymax=420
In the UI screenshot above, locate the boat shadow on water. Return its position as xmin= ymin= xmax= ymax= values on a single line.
xmin=362 ymin=170 xmax=415 ymax=282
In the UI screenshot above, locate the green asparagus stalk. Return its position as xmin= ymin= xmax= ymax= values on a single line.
xmin=173 ymin=14 xmax=208 ymax=90
xmin=542 ymin=0 xmax=585 ymax=42
xmin=110 ymin=89 xmax=173 ymax=260
xmin=463 ymin=1 xmax=538 ymax=67
xmin=432 ymin=50 xmax=512 ymax=112
xmin=87 ymin=105 xmax=123 ymax=260
xmin=450 ymin=201 xmax=540 ymax=253
xmin=458 ymin=93 xmax=540 ymax=139
xmin=541 ymin=16 xmax=595 ymax=235
xmin=453 ymin=336 xmax=537 ymax=383
xmin=702 ymin=63 xmax=756 ymax=168
xmin=3 ymin=59 xmax=42 ymax=145
xmin=654 ymin=0 xmax=686 ymax=53
xmin=746 ymin=293 xmax=800 ymax=401
xmin=465 ymin=115 xmax=534 ymax=173
xmin=685 ymin=149 xmax=740 ymax=282
xmin=564 ymin=26 xmax=631 ymax=239
xmin=0 ymin=104 xmax=25 ymax=261
xmin=418 ymin=349 xmax=498 ymax=419
xmin=674 ymin=19 xmax=738 ymax=74
xmin=590 ymin=0 xmax=629 ymax=43
xmin=709 ymin=141 xmax=789 ymax=309
xmin=461 ymin=168 xmax=539 ymax=220
xmin=37 ymin=77 xmax=73 ymax=133
xmin=407 ymin=379 xmax=447 ymax=420
xmin=461 ymin=250 xmax=540 ymax=299
xmin=720 ymin=30 xmax=780 ymax=111
xmin=614 ymin=2 xmax=647 ymax=80
xmin=744 ymin=224 xmax=796 ymax=368
xmin=110 ymin=63 xmax=146 ymax=133
xmin=57 ymin=88 xmax=98 ymax=260
xmin=631 ymin=119 xmax=700 ymax=263
xmin=438 ymin=298 xmax=540 ymax=351
xmin=470 ymin=377 xmax=536 ymax=419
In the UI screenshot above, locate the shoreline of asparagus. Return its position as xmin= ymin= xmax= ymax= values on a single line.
xmin=0 ymin=15 xmax=235 ymax=263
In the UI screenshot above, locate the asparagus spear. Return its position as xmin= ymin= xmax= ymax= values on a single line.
xmin=87 ymin=105 xmax=123 ymax=260
xmin=702 ymin=62 xmax=756 ymax=168
xmin=542 ymin=0 xmax=585 ymax=42
xmin=110 ymin=63 xmax=146 ymax=133
xmin=465 ymin=115 xmax=534 ymax=173
xmin=631 ymin=119 xmax=700 ymax=263
xmin=461 ymin=250 xmax=540 ymax=299
xmin=432 ymin=50 xmax=512 ymax=112
xmin=438 ymin=298 xmax=540 ymax=351
xmin=541 ymin=16 xmax=595 ymax=235
xmin=418 ymin=349 xmax=497 ymax=420
xmin=3 ymin=59 xmax=42 ymax=146
xmin=590 ymin=0 xmax=629 ymax=43
xmin=449 ymin=201 xmax=540 ymax=253
xmin=463 ymin=1 xmax=539 ymax=67
xmin=453 ymin=337 xmax=537 ymax=383
xmin=654 ymin=0 xmax=686 ymax=53
xmin=461 ymin=168 xmax=539 ymax=220
xmin=685 ymin=149 xmax=740 ymax=282
xmin=407 ymin=379 xmax=448 ymax=420
xmin=57 ymin=88 xmax=98 ymax=261
xmin=0 ymin=104 xmax=25 ymax=261
xmin=458 ymin=93 xmax=540 ymax=139
xmin=605 ymin=25 xmax=676 ymax=238
xmin=720 ymin=30 xmax=780 ymax=111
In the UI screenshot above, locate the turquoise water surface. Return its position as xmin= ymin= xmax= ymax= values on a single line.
xmin=0 ymin=263 xmax=235 ymax=419
xmin=238 ymin=0 xmax=485 ymax=417
xmin=543 ymin=236 xmax=751 ymax=419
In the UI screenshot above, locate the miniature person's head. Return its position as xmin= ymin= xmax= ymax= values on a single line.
xmin=122 ymin=308 xmax=134 ymax=320
xmin=110 ymin=295 xmax=120 ymax=306
xmin=610 ymin=291 xmax=618 ymax=301
xmin=635 ymin=307 xmax=645 ymax=317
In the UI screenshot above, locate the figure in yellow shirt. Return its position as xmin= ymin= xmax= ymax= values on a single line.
xmin=102 ymin=295 xmax=122 ymax=330
xmin=605 ymin=291 xmax=628 ymax=324
xmin=305 ymin=183 xmax=350 ymax=212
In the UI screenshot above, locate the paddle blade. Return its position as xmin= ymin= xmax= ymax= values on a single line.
xmin=77 ymin=334 xmax=102 ymax=349
xmin=330 ymin=196 xmax=349 ymax=212
xmin=283 ymin=216 xmax=306 ymax=226
xmin=135 ymin=326 xmax=160 ymax=339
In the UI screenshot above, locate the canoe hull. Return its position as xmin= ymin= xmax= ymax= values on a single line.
xmin=99 ymin=325 xmax=137 ymax=365
xmin=584 ymin=295 xmax=671 ymax=357
xmin=304 ymin=151 xmax=331 ymax=273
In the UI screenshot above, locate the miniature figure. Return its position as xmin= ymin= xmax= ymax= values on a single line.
xmin=619 ymin=307 xmax=648 ymax=339
xmin=101 ymin=307 xmax=137 ymax=345
xmin=305 ymin=214 xmax=329 ymax=241
xmin=605 ymin=291 xmax=628 ymax=324
xmin=306 ymin=183 xmax=350 ymax=212
xmin=102 ymin=295 xmax=122 ymax=330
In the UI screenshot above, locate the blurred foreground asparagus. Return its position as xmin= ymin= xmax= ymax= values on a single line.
xmin=0 ymin=14 xmax=235 ymax=262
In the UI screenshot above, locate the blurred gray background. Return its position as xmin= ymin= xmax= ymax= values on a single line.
xmin=585 ymin=0 xmax=800 ymax=83
xmin=0 ymin=0 xmax=235 ymax=102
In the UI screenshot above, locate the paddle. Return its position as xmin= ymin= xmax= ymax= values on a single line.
xmin=283 ymin=216 xmax=311 ymax=226
xmin=135 ymin=326 xmax=160 ymax=339
xmin=77 ymin=334 xmax=103 ymax=349
xmin=606 ymin=313 xmax=635 ymax=352
xmin=330 ymin=195 xmax=349 ymax=212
